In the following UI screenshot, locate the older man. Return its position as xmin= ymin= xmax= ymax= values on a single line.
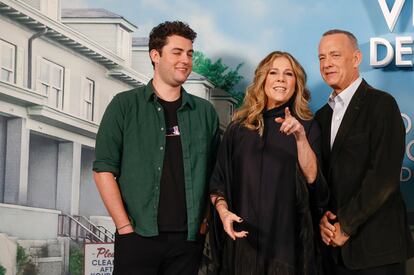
xmin=316 ymin=29 xmax=414 ymax=274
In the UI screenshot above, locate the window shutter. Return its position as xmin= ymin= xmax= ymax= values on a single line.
xmin=63 ymin=68 xmax=70 ymax=111
xmin=35 ymin=56 xmax=43 ymax=93
xmin=93 ymin=81 xmax=99 ymax=122
xmin=16 ymin=46 xmax=24 ymax=86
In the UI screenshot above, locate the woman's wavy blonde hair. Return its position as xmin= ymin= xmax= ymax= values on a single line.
xmin=233 ymin=51 xmax=313 ymax=136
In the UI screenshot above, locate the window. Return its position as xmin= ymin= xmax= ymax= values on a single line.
xmin=229 ymin=102 xmax=234 ymax=118
xmin=83 ymin=78 xmax=95 ymax=121
xmin=37 ymin=58 xmax=64 ymax=109
xmin=0 ymin=40 xmax=16 ymax=83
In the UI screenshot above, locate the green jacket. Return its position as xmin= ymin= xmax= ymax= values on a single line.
xmin=93 ymin=81 xmax=220 ymax=240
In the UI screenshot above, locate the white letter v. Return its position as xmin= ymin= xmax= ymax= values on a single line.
xmin=378 ymin=0 xmax=405 ymax=32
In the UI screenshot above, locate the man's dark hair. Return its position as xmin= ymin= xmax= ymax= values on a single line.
xmin=149 ymin=21 xmax=197 ymax=59
xmin=322 ymin=29 xmax=359 ymax=50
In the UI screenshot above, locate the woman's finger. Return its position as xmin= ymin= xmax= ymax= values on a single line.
xmin=233 ymin=230 xmax=249 ymax=238
xmin=285 ymin=107 xmax=292 ymax=118
xmin=287 ymin=124 xmax=300 ymax=135
xmin=281 ymin=120 xmax=295 ymax=134
xmin=275 ymin=117 xmax=284 ymax=124
xmin=224 ymin=213 xmax=244 ymax=240
xmin=223 ymin=223 xmax=236 ymax=240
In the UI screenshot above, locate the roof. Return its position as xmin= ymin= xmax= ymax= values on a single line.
xmin=61 ymin=8 xmax=137 ymax=31
xmin=188 ymin=71 xmax=208 ymax=81
xmin=62 ymin=8 xmax=123 ymax=19
xmin=132 ymin=37 xmax=149 ymax=47
xmin=211 ymin=88 xmax=233 ymax=97
xmin=0 ymin=0 xmax=148 ymax=85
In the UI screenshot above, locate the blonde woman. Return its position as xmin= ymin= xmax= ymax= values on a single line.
xmin=210 ymin=51 xmax=328 ymax=275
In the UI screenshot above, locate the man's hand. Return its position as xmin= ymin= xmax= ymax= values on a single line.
xmin=319 ymin=210 xmax=337 ymax=245
xmin=330 ymin=222 xmax=350 ymax=247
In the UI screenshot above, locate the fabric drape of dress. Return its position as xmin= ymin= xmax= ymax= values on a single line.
xmin=209 ymin=102 xmax=328 ymax=275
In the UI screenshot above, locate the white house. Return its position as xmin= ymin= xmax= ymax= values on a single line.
xmin=0 ymin=0 xmax=148 ymax=273
xmin=0 ymin=0 xmax=236 ymax=274
xmin=0 ymin=1 xmax=237 ymax=273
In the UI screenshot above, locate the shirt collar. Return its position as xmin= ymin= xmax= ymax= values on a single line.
xmin=144 ymin=79 xmax=195 ymax=109
xmin=328 ymin=77 xmax=362 ymax=110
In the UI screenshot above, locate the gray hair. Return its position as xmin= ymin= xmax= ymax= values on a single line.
xmin=322 ymin=29 xmax=359 ymax=50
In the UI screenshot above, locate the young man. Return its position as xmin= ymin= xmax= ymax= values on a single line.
xmin=316 ymin=29 xmax=414 ymax=274
xmin=93 ymin=21 xmax=220 ymax=275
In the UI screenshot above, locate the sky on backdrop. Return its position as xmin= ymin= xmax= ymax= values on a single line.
xmin=60 ymin=0 xmax=414 ymax=111
xmin=61 ymin=0 xmax=394 ymax=106
xmin=61 ymin=0 xmax=414 ymax=207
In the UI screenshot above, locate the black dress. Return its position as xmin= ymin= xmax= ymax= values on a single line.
xmin=210 ymin=102 xmax=328 ymax=275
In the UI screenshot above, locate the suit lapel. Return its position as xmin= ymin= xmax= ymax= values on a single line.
xmin=329 ymin=80 xmax=368 ymax=170
xmin=320 ymin=105 xmax=333 ymax=165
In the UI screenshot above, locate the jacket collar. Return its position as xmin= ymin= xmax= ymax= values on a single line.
xmin=329 ymin=79 xmax=369 ymax=169
xmin=144 ymin=80 xmax=195 ymax=109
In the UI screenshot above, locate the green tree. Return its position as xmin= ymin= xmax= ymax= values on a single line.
xmin=0 ymin=265 xmax=6 ymax=275
xmin=192 ymin=51 xmax=244 ymax=104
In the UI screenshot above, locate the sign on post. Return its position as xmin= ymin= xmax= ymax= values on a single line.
xmin=84 ymin=243 xmax=114 ymax=275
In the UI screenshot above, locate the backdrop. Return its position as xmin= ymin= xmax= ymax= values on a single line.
xmin=64 ymin=0 xmax=414 ymax=217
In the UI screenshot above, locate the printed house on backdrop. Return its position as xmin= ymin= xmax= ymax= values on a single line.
xmin=0 ymin=0 xmax=236 ymax=274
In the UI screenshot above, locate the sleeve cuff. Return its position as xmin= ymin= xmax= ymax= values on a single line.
xmin=92 ymin=161 xmax=119 ymax=176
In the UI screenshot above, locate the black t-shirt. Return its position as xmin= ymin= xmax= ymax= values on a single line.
xmin=157 ymin=97 xmax=187 ymax=232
